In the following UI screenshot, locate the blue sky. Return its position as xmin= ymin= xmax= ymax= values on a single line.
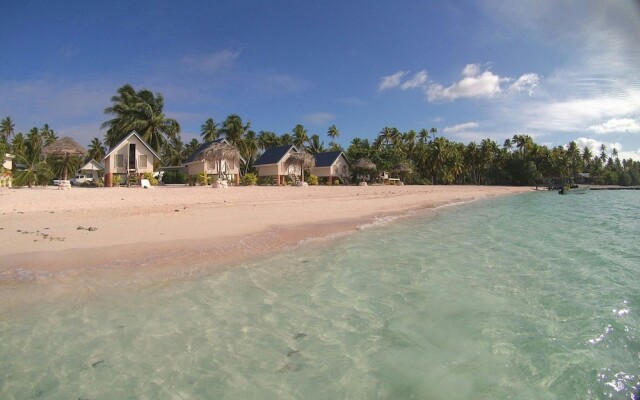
xmin=2 ymin=0 xmax=639 ymax=159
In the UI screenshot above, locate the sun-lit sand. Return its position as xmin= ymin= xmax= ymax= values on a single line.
xmin=0 ymin=185 xmax=531 ymax=281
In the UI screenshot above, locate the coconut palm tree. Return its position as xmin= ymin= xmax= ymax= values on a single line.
xmin=306 ymin=134 xmax=325 ymax=154
xmin=200 ymin=118 xmax=219 ymax=142
xmin=185 ymin=138 xmax=200 ymax=159
xmin=1 ymin=116 xmax=15 ymax=143
xmin=221 ymin=114 xmax=250 ymax=147
xmin=257 ymin=131 xmax=279 ymax=150
xmin=292 ymin=124 xmax=309 ymax=149
xmin=11 ymin=133 xmax=25 ymax=156
xmin=102 ymin=84 xmax=180 ymax=152
xmin=14 ymin=141 xmax=52 ymax=187
xmin=240 ymin=130 xmax=259 ymax=174
xmin=87 ymin=137 xmax=106 ymax=162
xmin=418 ymin=128 xmax=430 ymax=144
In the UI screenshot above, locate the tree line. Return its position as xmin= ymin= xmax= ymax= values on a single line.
xmin=2 ymin=84 xmax=639 ymax=186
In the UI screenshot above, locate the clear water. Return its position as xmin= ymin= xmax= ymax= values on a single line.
xmin=1 ymin=191 xmax=639 ymax=399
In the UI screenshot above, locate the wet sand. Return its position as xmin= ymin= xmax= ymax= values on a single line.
xmin=0 ymin=185 xmax=531 ymax=282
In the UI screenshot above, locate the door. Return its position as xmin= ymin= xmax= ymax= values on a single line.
xmin=128 ymin=144 xmax=136 ymax=169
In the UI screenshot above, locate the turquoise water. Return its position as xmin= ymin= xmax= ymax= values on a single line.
xmin=1 ymin=191 xmax=639 ymax=399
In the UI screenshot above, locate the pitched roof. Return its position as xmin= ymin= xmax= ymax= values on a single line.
xmin=79 ymin=159 xmax=105 ymax=171
xmin=104 ymin=131 xmax=161 ymax=161
xmin=254 ymin=145 xmax=297 ymax=166
xmin=313 ymin=151 xmax=349 ymax=167
xmin=183 ymin=138 xmax=226 ymax=165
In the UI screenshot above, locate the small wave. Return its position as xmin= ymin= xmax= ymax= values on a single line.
xmin=357 ymin=215 xmax=401 ymax=230
xmin=588 ymin=324 xmax=613 ymax=345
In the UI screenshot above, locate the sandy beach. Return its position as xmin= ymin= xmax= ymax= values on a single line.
xmin=0 ymin=185 xmax=530 ymax=281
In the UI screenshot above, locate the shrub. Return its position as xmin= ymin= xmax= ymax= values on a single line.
xmin=242 ymin=173 xmax=258 ymax=186
xmin=196 ymin=172 xmax=210 ymax=186
xmin=112 ymin=175 xmax=122 ymax=186
xmin=307 ymin=174 xmax=318 ymax=186
xmin=258 ymin=176 xmax=275 ymax=185
xmin=143 ymin=172 xmax=159 ymax=186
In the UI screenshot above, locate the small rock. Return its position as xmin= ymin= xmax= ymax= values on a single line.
xmin=87 ymin=227 xmax=98 ymax=232
xmin=77 ymin=226 xmax=85 ymax=230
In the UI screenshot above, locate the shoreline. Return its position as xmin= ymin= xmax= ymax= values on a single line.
xmin=0 ymin=185 xmax=531 ymax=284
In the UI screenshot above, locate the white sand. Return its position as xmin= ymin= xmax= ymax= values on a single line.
xmin=0 ymin=185 xmax=531 ymax=279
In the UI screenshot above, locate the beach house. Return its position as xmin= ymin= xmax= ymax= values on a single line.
xmin=103 ymin=131 xmax=160 ymax=187
xmin=310 ymin=151 xmax=351 ymax=185
xmin=183 ymin=138 xmax=243 ymax=185
xmin=1 ymin=153 xmax=14 ymax=187
xmin=253 ymin=145 xmax=300 ymax=186
xmin=77 ymin=159 xmax=104 ymax=182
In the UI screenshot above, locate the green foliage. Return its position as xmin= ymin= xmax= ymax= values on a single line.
xmin=143 ymin=172 xmax=159 ymax=186
xmin=13 ymin=141 xmax=52 ymax=187
xmin=196 ymin=172 xmax=210 ymax=185
xmin=112 ymin=174 xmax=122 ymax=186
xmin=307 ymin=174 xmax=318 ymax=186
xmin=241 ymin=172 xmax=258 ymax=186
xmin=259 ymin=176 xmax=276 ymax=185
xmin=162 ymin=170 xmax=188 ymax=184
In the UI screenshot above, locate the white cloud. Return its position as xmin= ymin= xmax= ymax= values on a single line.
xmin=443 ymin=122 xmax=479 ymax=134
xmin=400 ymin=70 xmax=428 ymax=90
xmin=573 ymin=137 xmax=640 ymax=161
xmin=427 ymin=64 xmax=508 ymax=102
xmin=181 ymin=49 xmax=241 ymax=73
xmin=588 ymin=118 xmax=640 ymax=135
xmin=509 ymin=73 xmax=540 ymax=96
xmin=378 ymin=71 xmax=408 ymax=91
xmin=302 ymin=112 xmax=334 ymax=125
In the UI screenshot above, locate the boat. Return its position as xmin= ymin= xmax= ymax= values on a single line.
xmin=559 ymin=185 xmax=590 ymax=195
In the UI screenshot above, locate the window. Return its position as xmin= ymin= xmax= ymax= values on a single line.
xmin=115 ymin=154 xmax=124 ymax=168
xmin=139 ymin=154 xmax=148 ymax=168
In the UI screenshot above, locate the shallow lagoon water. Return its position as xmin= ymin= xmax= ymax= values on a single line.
xmin=1 ymin=190 xmax=639 ymax=399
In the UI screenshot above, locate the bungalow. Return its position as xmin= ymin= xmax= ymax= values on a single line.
xmin=253 ymin=145 xmax=300 ymax=186
xmin=310 ymin=151 xmax=351 ymax=185
xmin=77 ymin=159 xmax=104 ymax=181
xmin=1 ymin=153 xmax=14 ymax=187
xmin=103 ymin=131 xmax=160 ymax=187
xmin=183 ymin=138 xmax=243 ymax=185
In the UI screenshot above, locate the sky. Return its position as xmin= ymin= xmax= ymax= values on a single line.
xmin=1 ymin=0 xmax=639 ymax=159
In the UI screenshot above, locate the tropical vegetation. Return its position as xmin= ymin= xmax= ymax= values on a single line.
xmin=2 ymin=83 xmax=640 ymax=187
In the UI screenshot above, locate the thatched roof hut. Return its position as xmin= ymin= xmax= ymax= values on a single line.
xmin=285 ymin=152 xmax=315 ymax=183
xmin=201 ymin=142 xmax=241 ymax=177
xmin=352 ymin=158 xmax=376 ymax=172
xmin=43 ymin=137 xmax=86 ymax=180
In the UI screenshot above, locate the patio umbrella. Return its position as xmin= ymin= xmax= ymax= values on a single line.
xmin=43 ymin=137 xmax=86 ymax=180
xmin=201 ymin=142 xmax=241 ymax=179
xmin=285 ymin=152 xmax=315 ymax=183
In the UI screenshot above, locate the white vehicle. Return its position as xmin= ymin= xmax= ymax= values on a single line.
xmin=71 ymin=175 xmax=93 ymax=186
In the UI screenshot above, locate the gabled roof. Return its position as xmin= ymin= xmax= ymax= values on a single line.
xmin=104 ymin=131 xmax=161 ymax=161
xmin=183 ymin=138 xmax=226 ymax=165
xmin=254 ymin=145 xmax=298 ymax=166
xmin=79 ymin=159 xmax=104 ymax=171
xmin=313 ymin=151 xmax=349 ymax=167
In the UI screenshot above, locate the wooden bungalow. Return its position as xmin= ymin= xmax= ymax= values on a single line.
xmin=77 ymin=159 xmax=104 ymax=181
xmin=253 ymin=145 xmax=300 ymax=186
xmin=1 ymin=153 xmax=14 ymax=187
xmin=310 ymin=151 xmax=351 ymax=185
xmin=103 ymin=131 xmax=160 ymax=187
xmin=182 ymin=138 xmax=243 ymax=185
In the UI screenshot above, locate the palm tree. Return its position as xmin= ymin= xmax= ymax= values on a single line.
xmin=162 ymin=136 xmax=186 ymax=166
xmin=87 ymin=137 xmax=106 ymax=162
xmin=240 ymin=130 xmax=259 ymax=174
xmin=418 ymin=128 xmax=430 ymax=144
xmin=40 ymin=124 xmax=58 ymax=146
xmin=1 ymin=116 xmax=15 ymax=143
xmin=200 ymin=118 xmax=219 ymax=142
xmin=599 ymin=144 xmax=607 ymax=162
xmin=11 ymin=133 xmax=25 ymax=156
xmin=14 ymin=141 xmax=52 ymax=187
xmin=327 ymin=124 xmax=340 ymax=141
xmin=102 ymin=84 xmax=180 ymax=152
xmin=185 ymin=138 xmax=200 ymax=159
xmin=258 ymin=131 xmax=279 ymax=150
xmin=306 ymin=134 xmax=326 ymax=154
xmin=292 ymin=124 xmax=309 ymax=149
xmin=279 ymin=133 xmax=293 ymax=146
xmin=221 ymin=114 xmax=250 ymax=147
